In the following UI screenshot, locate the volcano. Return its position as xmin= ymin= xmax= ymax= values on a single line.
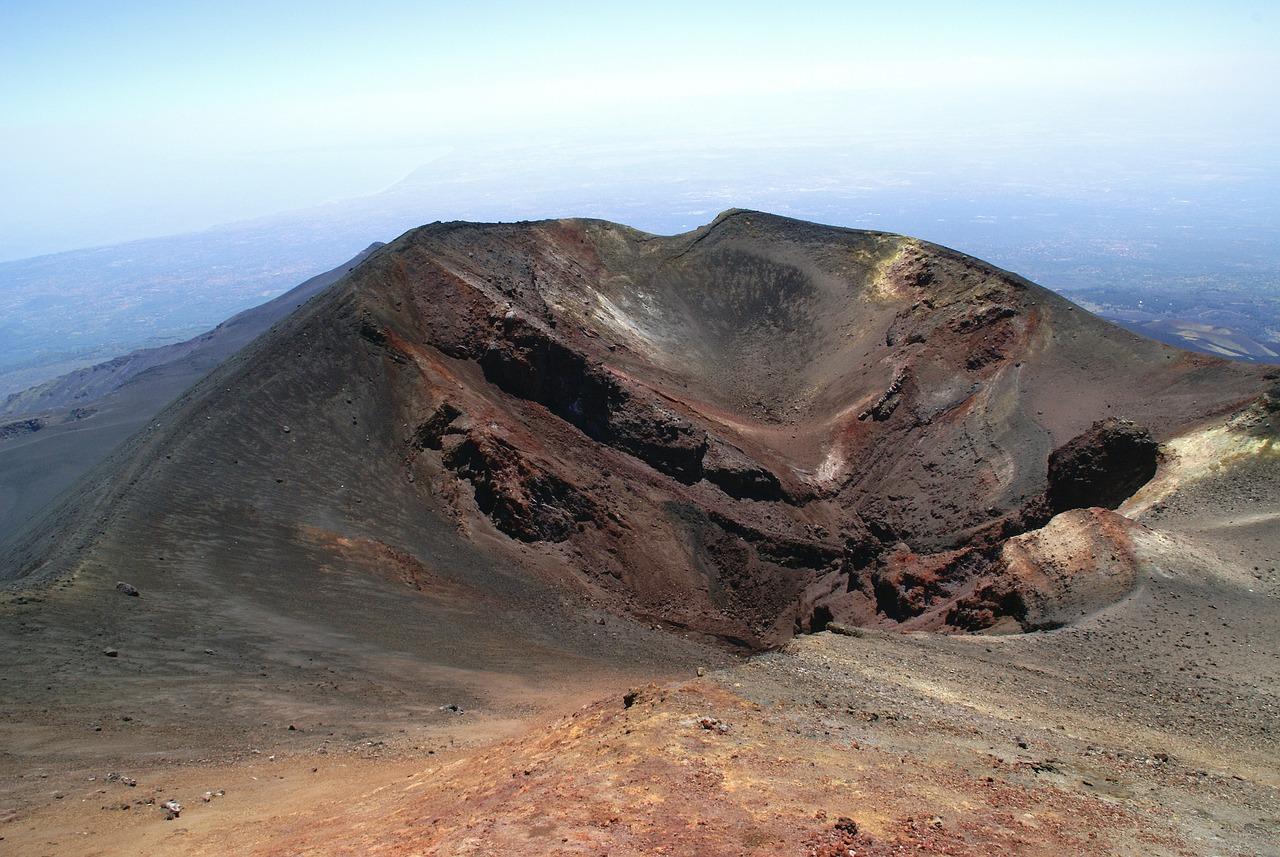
xmin=1 ymin=211 xmax=1266 ymax=644
xmin=2 ymin=211 xmax=1277 ymax=856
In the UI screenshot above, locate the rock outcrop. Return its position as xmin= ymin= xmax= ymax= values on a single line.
xmin=1045 ymin=419 xmax=1160 ymax=513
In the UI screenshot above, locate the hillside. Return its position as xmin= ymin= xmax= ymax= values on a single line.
xmin=0 ymin=246 xmax=382 ymax=544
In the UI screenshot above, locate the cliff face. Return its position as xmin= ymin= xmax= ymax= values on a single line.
xmin=2 ymin=212 xmax=1267 ymax=646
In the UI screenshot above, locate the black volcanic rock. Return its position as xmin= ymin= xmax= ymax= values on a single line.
xmin=702 ymin=439 xmax=785 ymax=501
xmin=440 ymin=428 xmax=594 ymax=543
xmin=1045 ymin=419 xmax=1160 ymax=513
xmin=0 ymin=418 xmax=43 ymax=441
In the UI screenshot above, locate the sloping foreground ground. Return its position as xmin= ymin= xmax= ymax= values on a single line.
xmin=177 ymin=436 xmax=1280 ymax=857
xmin=1 ymin=424 xmax=1276 ymax=855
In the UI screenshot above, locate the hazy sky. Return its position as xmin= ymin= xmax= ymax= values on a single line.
xmin=2 ymin=0 xmax=1277 ymax=261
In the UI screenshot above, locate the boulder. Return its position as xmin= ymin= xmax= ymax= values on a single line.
xmin=1045 ymin=418 xmax=1158 ymax=513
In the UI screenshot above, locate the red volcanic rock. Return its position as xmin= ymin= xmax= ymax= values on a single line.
xmin=949 ymin=508 xmax=1145 ymax=632
xmin=440 ymin=427 xmax=594 ymax=544
xmin=869 ymin=545 xmax=988 ymax=624
xmin=477 ymin=311 xmax=709 ymax=483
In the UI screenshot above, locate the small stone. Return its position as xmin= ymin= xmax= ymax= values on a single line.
xmin=696 ymin=667 xmax=705 ymax=677
xmin=115 ymin=582 xmax=140 ymax=597
xmin=834 ymin=816 xmax=859 ymax=835
xmin=102 ymin=648 xmax=119 ymax=658
xmin=161 ymin=799 xmax=181 ymax=820
xmin=1016 ymin=737 xmax=1029 ymax=749
xmin=623 ymin=690 xmax=640 ymax=709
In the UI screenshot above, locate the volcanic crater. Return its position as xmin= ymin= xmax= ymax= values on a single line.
xmin=4 ymin=210 xmax=1264 ymax=648
xmin=340 ymin=209 xmax=1264 ymax=644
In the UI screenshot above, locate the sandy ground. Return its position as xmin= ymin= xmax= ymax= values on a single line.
xmin=6 ymin=592 xmax=1275 ymax=856
xmin=0 ymin=547 xmax=724 ymax=856
xmin=2 ymin=461 xmax=1276 ymax=856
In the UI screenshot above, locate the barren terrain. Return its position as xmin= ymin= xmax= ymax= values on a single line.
xmin=1 ymin=212 xmax=1275 ymax=854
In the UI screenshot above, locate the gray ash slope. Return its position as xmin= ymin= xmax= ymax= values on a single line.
xmin=0 ymin=244 xmax=381 ymax=544
xmin=0 ymin=243 xmax=383 ymax=420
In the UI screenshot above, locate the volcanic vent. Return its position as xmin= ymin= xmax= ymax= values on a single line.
xmin=2 ymin=211 xmax=1267 ymax=647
